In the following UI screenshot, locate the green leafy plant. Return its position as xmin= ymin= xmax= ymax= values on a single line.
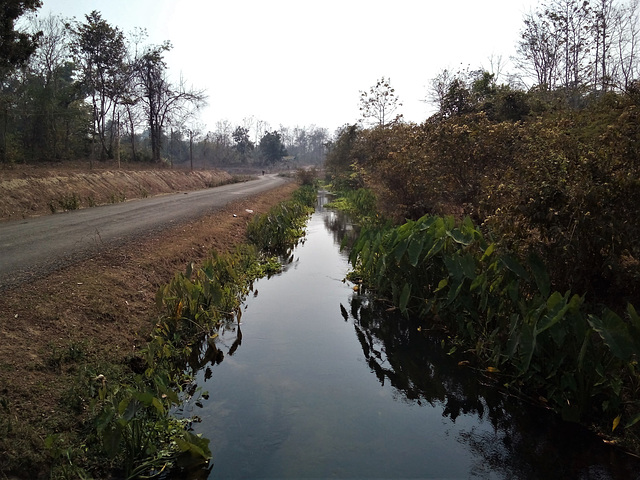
xmin=348 ymin=212 xmax=640 ymax=442
xmin=246 ymin=185 xmax=315 ymax=254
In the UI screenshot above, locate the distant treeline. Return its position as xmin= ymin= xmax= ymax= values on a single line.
xmin=0 ymin=6 xmax=328 ymax=168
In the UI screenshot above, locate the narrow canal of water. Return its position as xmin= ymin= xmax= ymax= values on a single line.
xmin=183 ymin=192 xmax=640 ymax=479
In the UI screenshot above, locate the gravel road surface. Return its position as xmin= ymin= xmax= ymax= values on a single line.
xmin=0 ymin=174 xmax=287 ymax=290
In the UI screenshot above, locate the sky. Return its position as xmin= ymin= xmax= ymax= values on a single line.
xmin=38 ymin=0 xmax=540 ymax=135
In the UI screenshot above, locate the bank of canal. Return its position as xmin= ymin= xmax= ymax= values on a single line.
xmin=183 ymin=192 xmax=640 ymax=479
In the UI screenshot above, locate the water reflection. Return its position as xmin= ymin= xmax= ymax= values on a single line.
xmin=346 ymin=287 xmax=640 ymax=479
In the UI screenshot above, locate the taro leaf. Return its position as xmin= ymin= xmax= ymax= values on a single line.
xmin=460 ymin=253 xmax=476 ymax=279
xmin=425 ymin=237 xmax=445 ymax=259
xmin=151 ymin=396 xmax=166 ymax=416
xmin=628 ymin=303 xmax=640 ymax=340
xmin=500 ymin=255 xmax=530 ymax=282
xmin=587 ymin=310 xmax=636 ymax=361
xmin=407 ymin=236 xmax=424 ymax=267
xmin=185 ymin=261 xmax=195 ymax=280
xmin=121 ymin=398 xmax=138 ymax=422
xmin=577 ymin=329 xmax=592 ymax=372
xmin=447 ymin=228 xmax=472 ymax=246
xmin=506 ymin=314 xmax=522 ymax=361
xmin=393 ymin=238 xmax=409 ymax=263
xmin=470 ymin=272 xmax=485 ymax=292
xmin=625 ymin=412 xmax=640 ymax=429
xmin=102 ymin=424 xmax=123 ymax=459
xmin=133 ymin=391 xmax=154 ymax=407
xmin=446 ymin=278 xmax=464 ymax=305
xmin=519 ymin=322 xmax=536 ymax=374
xmin=176 ymin=430 xmax=212 ymax=459
xmin=444 ymin=255 xmax=464 ymax=281
xmin=528 ymin=253 xmax=550 ymax=298
xmin=535 ymin=292 xmax=568 ymax=335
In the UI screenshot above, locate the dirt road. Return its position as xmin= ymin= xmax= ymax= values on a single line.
xmin=0 ymin=174 xmax=287 ymax=290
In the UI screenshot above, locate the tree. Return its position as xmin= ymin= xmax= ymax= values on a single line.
xmin=232 ymin=125 xmax=254 ymax=162
xmin=258 ymin=130 xmax=287 ymax=165
xmin=515 ymin=8 xmax=562 ymax=90
xmin=546 ymin=0 xmax=592 ymax=91
xmin=24 ymin=13 xmax=84 ymax=161
xmin=592 ymin=0 xmax=616 ymax=90
xmin=612 ymin=0 xmax=640 ymax=90
xmin=134 ymin=43 xmax=207 ymax=163
xmin=359 ymin=76 xmax=402 ymax=127
xmin=0 ymin=0 xmax=42 ymax=75
xmin=71 ymin=11 xmax=128 ymax=161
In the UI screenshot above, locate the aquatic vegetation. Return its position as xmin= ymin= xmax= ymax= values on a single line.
xmin=348 ymin=213 xmax=640 ymax=446
xmin=246 ymin=184 xmax=315 ymax=253
xmin=324 ymin=188 xmax=379 ymax=227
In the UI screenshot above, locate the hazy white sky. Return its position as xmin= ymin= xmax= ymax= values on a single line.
xmin=39 ymin=0 xmax=539 ymax=133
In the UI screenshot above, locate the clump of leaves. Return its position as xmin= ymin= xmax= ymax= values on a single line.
xmin=246 ymin=185 xmax=315 ymax=254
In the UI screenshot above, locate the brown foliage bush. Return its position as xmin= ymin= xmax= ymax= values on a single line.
xmin=328 ymin=93 xmax=640 ymax=309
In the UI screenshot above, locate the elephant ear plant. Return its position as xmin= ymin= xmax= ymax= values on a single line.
xmin=348 ymin=211 xmax=640 ymax=446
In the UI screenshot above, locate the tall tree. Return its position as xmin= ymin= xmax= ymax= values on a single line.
xmin=592 ymin=0 xmax=616 ymax=90
xmin=612 ymin=0 xmax=640 ymax=89
xmin=71 ymin=11 xmax=127 ymax=161
xmin=359 ymin=76 xmax=402 ymax=127
xmin=258 ymin=130 xmax=287 ymax=165
xmin=232 ymin=125 xmax=254 ymax=163
xmin=24 ymin=13 xmax=84 ymax=160
xmin=546 ymin=0 xmax=592 ymax=90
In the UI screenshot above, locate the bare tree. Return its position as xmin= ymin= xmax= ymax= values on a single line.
xmin=134 ymin=44 xmax=207 ymax=163
xmin=515 ymin=8 xmax=562 ymax=90
xmin=612 ymin=0 xmax=640 ymax=89
xmin=186 ymin=121 xmax=204 ymax=171
xmin=592 ymin=0 xmax=617 ymax=90
xmin=359 ymin=76 xmax=402 ymax=127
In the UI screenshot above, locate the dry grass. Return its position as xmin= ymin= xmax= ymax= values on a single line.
xmin=0 ymin=161 xmax=234 ymax=221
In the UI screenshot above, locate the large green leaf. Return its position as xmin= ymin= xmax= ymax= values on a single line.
xmin=460 ymin=253 xmax=476 ymax=279
xmin=535 ymin=292 xmax=569 ymax=335
xmin=587 ymin=310 xmax=637 ymax=360
xmin=446 ymin=228 xmax=472 ymax=246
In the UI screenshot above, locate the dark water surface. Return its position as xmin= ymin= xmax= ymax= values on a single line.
xmin=184 ymin=192 xmax=640 ymax=479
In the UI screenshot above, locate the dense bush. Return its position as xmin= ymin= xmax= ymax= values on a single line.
xmin=326 ymin=91 xmax=640 ymax=310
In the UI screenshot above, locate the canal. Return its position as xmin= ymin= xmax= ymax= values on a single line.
xmin=182 ymin=192 xmax=640 ymax=479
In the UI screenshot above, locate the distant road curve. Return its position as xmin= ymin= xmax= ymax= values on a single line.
xmin=0 ymin=174 xmax=288 ymax=290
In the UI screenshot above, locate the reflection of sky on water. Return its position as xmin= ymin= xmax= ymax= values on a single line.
xmin=182 ymin=195 xmax=640 ymax=480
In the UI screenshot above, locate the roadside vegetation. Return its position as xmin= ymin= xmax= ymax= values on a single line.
xmin=37 ymin=183 xmax=316 ymax=478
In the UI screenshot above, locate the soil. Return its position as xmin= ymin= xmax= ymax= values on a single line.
xmin=0 ymin=162 xmax=298 ymax=478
